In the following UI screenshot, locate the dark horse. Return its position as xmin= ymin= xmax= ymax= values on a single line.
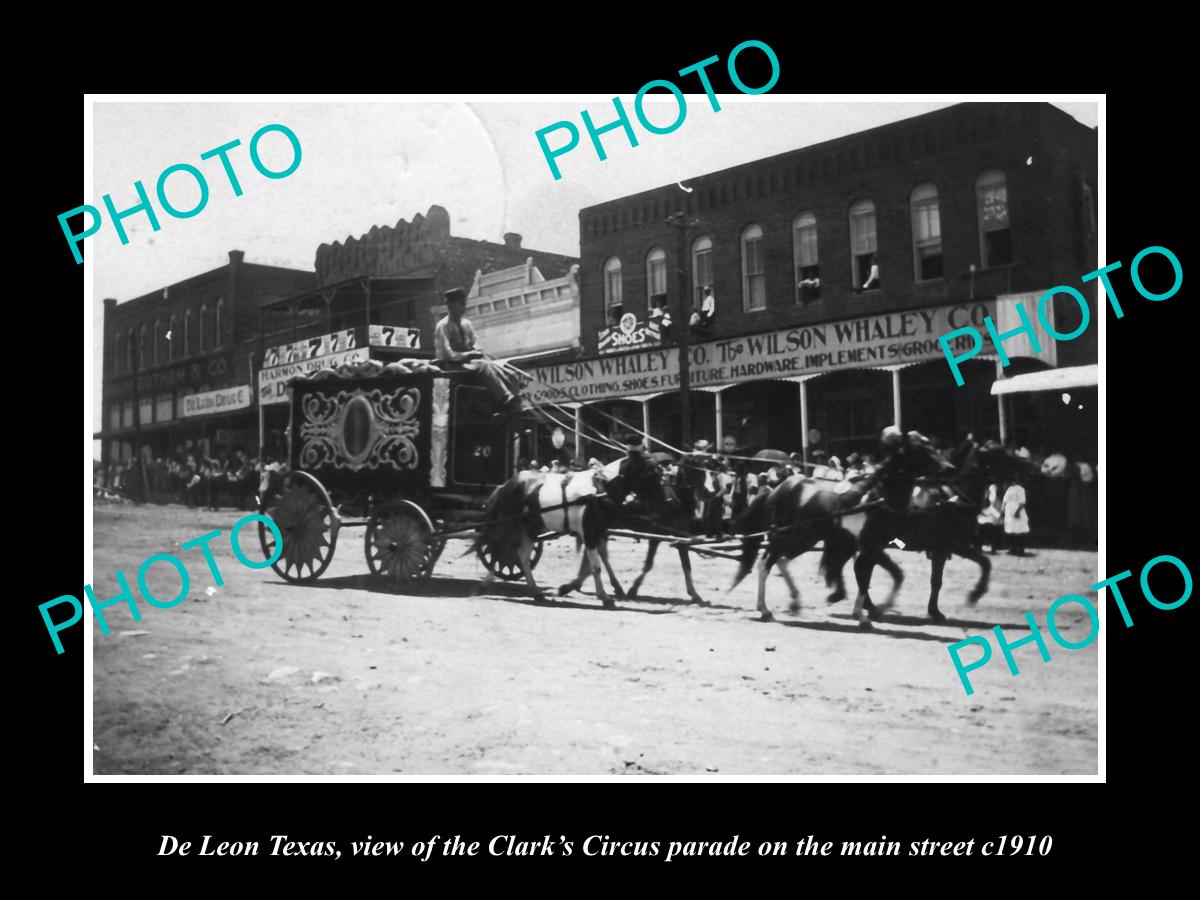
xmin=849 ymin=437 xmax=1018 ymax=626
xmin=475 ymin=451 xmax=667 ymax=606
xmin=558 ymin=451 xmax=721 ymax=605
xmin=733 ymin=473 xmax=903 ymax=621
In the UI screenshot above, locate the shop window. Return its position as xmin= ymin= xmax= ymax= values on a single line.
xmin=793 ymin=212 xmax=820 ymax=302
xmin=741 ymin=224 xmax=765 ymax=311
xmin=603 ymin=257 xmax=623 ymax=324
xmin=977 ymin=168 xmax=1012 ymax=267
xmin=911 ymin=183 xmax=943 ymax=281
xmin=850 ymin=198 xmax=879 ymax=291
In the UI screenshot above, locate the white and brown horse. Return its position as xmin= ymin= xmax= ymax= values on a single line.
xmin=473 ymin=453 xmax=667 ymax=606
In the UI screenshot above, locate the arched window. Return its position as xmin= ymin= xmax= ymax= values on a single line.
xmin=138 ymin=324 xmax=147 ymax=368
xmin=850 ymin=198 xmax=879 ymax=290
xmin=646 ymin=247 xmax=667 ymax=312
xmin=691 ymin=235 xmax=713 ymax=305
xmin=126 ymin=328 xmax=134 ymax=372
xmin=215 ymin=298 xmax=224 ymax=347
xmin=911 ymin=183 xmax=943 ymax=281
xmin=976 ymin=169 xmax=1012 ymax=267
xmin=184 ymin=310 xmax=192 ymax=356
xmin=167 ymin=314 xmax=177 ymax=361
xmin=793 ymin=212 xmax=820 ymax=302
xmin=603 ymin=257 xmax=623 ymax=324
xmin=199 ymin=303 xmax=208 ymax=351
xmin=153 ymin=318 xmax=163 ymax=365
xmin=741 ymin=224 xmax=765 ymax=311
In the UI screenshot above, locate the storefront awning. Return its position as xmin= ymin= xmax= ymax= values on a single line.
xmin=990 ymin=365 xmax=1099 ymax=396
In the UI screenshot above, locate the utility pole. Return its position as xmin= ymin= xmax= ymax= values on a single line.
xmin=666 ymin=211 xmax=697 ymax=449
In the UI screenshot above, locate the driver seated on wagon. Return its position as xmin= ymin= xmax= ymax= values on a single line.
xmin=434 ymin=287 xmax=533 ymax=416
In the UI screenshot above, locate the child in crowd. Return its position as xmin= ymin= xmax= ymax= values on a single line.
xmin=1002 ymin=476 xmax=1030 ymax=556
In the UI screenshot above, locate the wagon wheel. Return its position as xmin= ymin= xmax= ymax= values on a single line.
xmin=365 ymin=502 xmax=437 ymax=584
xmin=258 ymin=471 xmax=339 ymax=583
xmin=477 ymin=538 xmax=544 ymax=581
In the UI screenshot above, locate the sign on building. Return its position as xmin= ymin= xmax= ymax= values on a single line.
xmin=369 ymin=324 xmax=421 ymax=349
xmin=598 ymin=313 xmax=662 ymax=355
xmin=258 ymin=347 xmax=370 ymax=406
xmin=180 ymin=385 xmax=252 ymax=418
xmin=262 ymin=329 xmax=356 ymax=368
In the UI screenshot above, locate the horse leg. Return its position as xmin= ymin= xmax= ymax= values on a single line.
xmin=676 ymin=546 xmax=704 ymax=604
xmin=851 ymin=549 xmax=879 ymax=628
xmin=756 ymin=549 xmax=780 ymax=621
xmin=586 ymin=544 xmax=613 ymax=609
xmin=927 ymin=551 xmax=947 ymax=623
xmin=959 ymin=546 xmax=992 ymax=605
xmin=628 ymin=540 xmax=659 ymax=599
xmin=778 ymin=557 xmax=801 ymax=614
xmin=874 ymin=549 xmax=905 ymax=608
xmin=517 ymin=534 xmax=546 ymax=603
xmin=557 ymin=551 xmax=589 ymax=597
xmin=597 ymin=541 xmax=626 ymax=599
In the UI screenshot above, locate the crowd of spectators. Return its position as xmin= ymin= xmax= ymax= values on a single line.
xmin=93 ymin=443 xmax=288 ymax=510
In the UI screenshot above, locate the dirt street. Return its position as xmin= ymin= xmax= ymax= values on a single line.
xmin=91 ymin=503 xmax=1098 ymax=775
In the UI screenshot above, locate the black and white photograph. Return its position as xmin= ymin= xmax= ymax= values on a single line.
xmin=85 ymin=95 xmax=1101 ymax=777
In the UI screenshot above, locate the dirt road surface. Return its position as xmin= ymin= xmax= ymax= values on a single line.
xmin=91 ymin=504 xmax=1098 ymax=775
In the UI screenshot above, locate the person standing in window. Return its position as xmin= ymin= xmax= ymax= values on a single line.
xmin=861 ymin=255 xmax=880 ymax=290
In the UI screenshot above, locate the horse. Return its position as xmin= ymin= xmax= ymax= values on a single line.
xmin=475 ymin=451 xmax=667 ymax=606
xmin=733 ymin=472 xmax=903 ymax=621
xmin=849 ymin=437 xmax=1020 ymax=625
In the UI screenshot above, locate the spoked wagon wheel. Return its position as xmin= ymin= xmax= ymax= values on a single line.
xmin=477 ymin=539 xmax=543 ymax=581
xmin=258 ymin=471 xmax=339 ymax=583
xmin=365 ymin=501 xmax=438 ymax=585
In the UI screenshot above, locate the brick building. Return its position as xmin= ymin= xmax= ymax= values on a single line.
xmin=98 ymin=251 xmax=316 ymax=465
xmin=526 ymin=102 xmax=1098 ymax=462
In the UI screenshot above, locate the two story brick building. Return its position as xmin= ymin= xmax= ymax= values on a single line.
xmin=98 ymin=251 xmax=316 ymax=466
xmin=526 ymin=102 xmax=1098 ymax=462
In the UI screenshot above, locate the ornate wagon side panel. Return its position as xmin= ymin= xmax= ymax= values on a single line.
xmin=289 ymin=376 xmax=435 ymax=493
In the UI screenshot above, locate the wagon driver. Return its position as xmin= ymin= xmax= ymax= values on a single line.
xmin=434 ymin=288 xmax=532 ymax=414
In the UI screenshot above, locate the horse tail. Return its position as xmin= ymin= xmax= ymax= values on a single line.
xmin=733 ymin=490 xmax=770 ymax=588
xmin=819 ymin=527 xmax=857 ymax=588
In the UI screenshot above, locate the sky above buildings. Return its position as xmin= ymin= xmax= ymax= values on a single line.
xmin=89 ymin=97 xmax=1098 ymax=435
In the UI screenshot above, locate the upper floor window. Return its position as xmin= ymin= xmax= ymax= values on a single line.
xmin=184 ymin=310 xmax=192 ymax=356
xmin=911 ymin=183 xmax=943 ymax=281
xmin=126 ymin=328 xmax=134 ymax=371
xmin=850 ymin=198 xmax=879 ymax=291
xmin=741 ymin=224 xmax=766 ymax=312
xmin=167 ymin=315 xmax=177 ymax=361
xmin=603 ymin=257 xmax=623 ymax=325
xmin=113 ymin=333 xmax=122 ymax=374
xmin=138 ymin=324 xmax=147 ymax=367
xmin=976 ymin=168 xmax=1012 ymax=268
xmin=692 ymin=235 xmax=713 ymax=306
xmin=215 ymin=298 xmax=224 ymax=347
xmin=646 ymin=247 xmax=667 ymax=312
xmin=793 ymin=212 xmax=820 ymax=302
xmin=153 ymin=318 xmax=164 ymax=365
xmin=199 ymin=303 xmax=208 ymax=351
